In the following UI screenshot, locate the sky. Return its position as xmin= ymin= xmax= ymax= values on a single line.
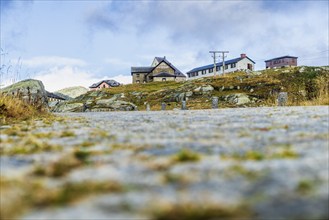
xmin=1 ymin=0 xmax=328 ymax=92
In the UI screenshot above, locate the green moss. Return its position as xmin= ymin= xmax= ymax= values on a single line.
xmin=172 ymin=149 xmax=200 ymax=162
xmin=1 ymin=135 xmax=62 ymax=155
xmin=60 ymin=130 xmax=76 ymax=137
xmin=272 ymin=148 xmax=298 ymax=159
xmin=74 ymin=149 xmax=91 ymax=162
xmin=222 ymin=147 xmax=298 ymax=161
xmin=80 ymin=141 xmax=95 ymax=147
xmin=226 ymin=164 xmax=263 ymax=180
xmin=296 ymin=180 xmax=313 ymax=194
xmin=151 ymin=203 xmax=253 ymax=220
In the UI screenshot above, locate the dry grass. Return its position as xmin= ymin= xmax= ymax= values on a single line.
xmin=0 ymin=94 xmax=48 ymax=123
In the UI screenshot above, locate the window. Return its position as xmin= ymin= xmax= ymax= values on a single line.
xmin=136 ymin=80 xmax=140 ymax=83
xmin=202 ymin=70 xmax=206 ymax=75
xmin=209 ymin=68 xmax=213 ymax=73
xmin=231 ymin=63 xmax=236 ymax=68
xmin=136 ymin=74 xmax=140 ymax=77
xmin=162 ymin=78 xmax=166 ymax=81
xmin=225 ymin=65 xmax=228 ymax=70
xmin=103 ymin=84 xmax=106 ymax=88
xmin=216 ymin=66 xmax=220 ymax=71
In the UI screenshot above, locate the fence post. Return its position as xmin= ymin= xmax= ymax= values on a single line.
xmin=161 ymin=102 xmax=166 ymax=111
xmin=278 ymin=92 xmax=288 ymax=106
xmin=146 ymin=103 xmax=150 ymax=111
xmin=212 ymin=96 xmax=219 ymax=109
xmin=181 ymin=100 xmax=187 ymax=110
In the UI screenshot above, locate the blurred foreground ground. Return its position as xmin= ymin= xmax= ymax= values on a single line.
xmin=1 ymin=106 xmax=328 ymax=219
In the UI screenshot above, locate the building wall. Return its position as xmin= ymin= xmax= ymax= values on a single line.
xmin=153 ymin=76 xmax=186 ymax=82
xmin=266 ymin=57 xmax=297 ymax=69
xmin=153 ymin=77 xmax=175 ymax=82
xmin=237 ymin=58 xmax=254 ymax=71
xmin=132 ymin=73 xmax=147 ymax=84
xmin=187 ymin=58 xmax=254 ymax=80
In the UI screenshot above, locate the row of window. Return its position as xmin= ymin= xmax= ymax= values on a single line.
xmin=189 ymin=63 xmax=237 ymax=77
xmin=136 ymin=78 xmax=167 ymax=83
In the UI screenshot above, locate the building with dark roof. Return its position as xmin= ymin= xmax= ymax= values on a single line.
xmin=265 ymin=55 xmax=298 ymax=69
xmin=131 ymin=57 xmax=186 ymax=84
xmin=89 ymin=80 xmax=120 ymax=91
xmin=186 ymin=54 xmax=255 ymax=80
xmin=46 ymin=91 xmax=67 ymax=102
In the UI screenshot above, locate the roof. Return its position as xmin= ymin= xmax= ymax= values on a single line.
xmin=46 ymin=91 xmax=66 ymax=100
xmin=265 ymin=55 xmax=298 ymax=62
xmin=89 ymin=80 xmax=120 ymax=88
xmin=187 ymin=56 xmax=255 ymax=74
xmin=131 ymin=67 xmax=154 ymax=73
xmin=131 ymin=57 xmax=186 ymax=78
xmin=153 ymin=72 xmax=177 ymax=77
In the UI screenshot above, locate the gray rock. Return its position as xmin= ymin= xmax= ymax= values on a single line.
xmin=185 ymin=91 xmax=193 ymax=97
xmin=52 ymin=102 xmax=84 ymax=112
xmin=94 ymin=100 xmax=137 ymax=111
xmin=0 ymin=79 xmax=48 ymax=108
xmin=223 ymin=93 xmax=253 ymax=105
xmin=201 ymin=85 xmax=214 ymax=93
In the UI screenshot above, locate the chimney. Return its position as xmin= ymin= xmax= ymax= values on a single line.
xmin=241 ymin=54 xmax=247 ymax=58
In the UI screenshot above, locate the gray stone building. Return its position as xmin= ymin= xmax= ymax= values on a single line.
xmin=131 ymin=57 xmax=186 ymax=84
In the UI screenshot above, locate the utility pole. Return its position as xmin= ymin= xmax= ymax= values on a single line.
xmin=209 ymin=51 xmax=220 ymax=78
xmin=219 ymin=51 xmax=229 ymax=76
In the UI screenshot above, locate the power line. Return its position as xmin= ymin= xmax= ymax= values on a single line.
xmin=209 ymin=50 xmax=229 ymax=77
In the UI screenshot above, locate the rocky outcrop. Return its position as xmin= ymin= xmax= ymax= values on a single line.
xmin=0 ymin=79 xmax=48 ymax=109
xmin=52 ymin=102 xmax=84 ymax=112
xmin=52 ymin=92 xmax=137 ymax=113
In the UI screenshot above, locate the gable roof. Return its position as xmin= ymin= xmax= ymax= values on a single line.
xmin=265 ymin=55 xmax=298 ymax=62
xmin=153 ymin=57 xmax=186 ymax=77
xmin=89 ymin=80 xmax=120 ymax=88
xmin=131 ymin=57 xmax=186 ymax=78
xmin=187 ymin=56 xmax=255 ymax=74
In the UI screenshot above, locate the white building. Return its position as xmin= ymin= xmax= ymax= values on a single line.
xmin=187 ymin=54 xmax=255 ymax=80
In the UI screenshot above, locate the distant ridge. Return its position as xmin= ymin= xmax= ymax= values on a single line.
xmin=54 ymin=86 xmax=88 ymax=99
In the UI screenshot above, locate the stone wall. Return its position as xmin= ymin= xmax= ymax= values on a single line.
xmin=132 ymin=73 xmax=147 ymax=84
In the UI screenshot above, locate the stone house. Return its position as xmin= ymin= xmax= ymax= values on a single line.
xmin=265 ymin=56 xmax=298 ymax=69
xmin=187 ymin=54 xmax=255 ymax=80
xmin=89 ymin=80 xmax=120 ymax=91
xmin=131 ymin=57 xmax=186 ymax=84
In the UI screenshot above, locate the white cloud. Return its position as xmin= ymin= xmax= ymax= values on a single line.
xmin=23 ymin=56 xmax=87 ymax=68
xmin=33 ymin=66 xmax=131 ymax=92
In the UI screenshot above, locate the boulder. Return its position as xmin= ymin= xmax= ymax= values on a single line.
xmin=0 ymin=79 xmax=48 ymax=109
xmin=222 ymin=93 xmax=255 ymax=105
xmin=201 ymin=85 xmax=214 ymax=93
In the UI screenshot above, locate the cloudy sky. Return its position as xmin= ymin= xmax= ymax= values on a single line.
xmin=1 ymin=0 xmax=328 ymax=91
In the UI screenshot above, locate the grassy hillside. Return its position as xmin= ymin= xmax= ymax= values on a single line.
xmin=72 ymin=66 xmax=329 ymax=110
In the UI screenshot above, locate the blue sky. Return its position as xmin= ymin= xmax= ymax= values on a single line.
xmin=1 ymin=0 xmax=328 ymax=91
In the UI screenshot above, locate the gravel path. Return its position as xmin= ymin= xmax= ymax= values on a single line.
xmin=1 ymin=106 xmax=328 ymax=219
